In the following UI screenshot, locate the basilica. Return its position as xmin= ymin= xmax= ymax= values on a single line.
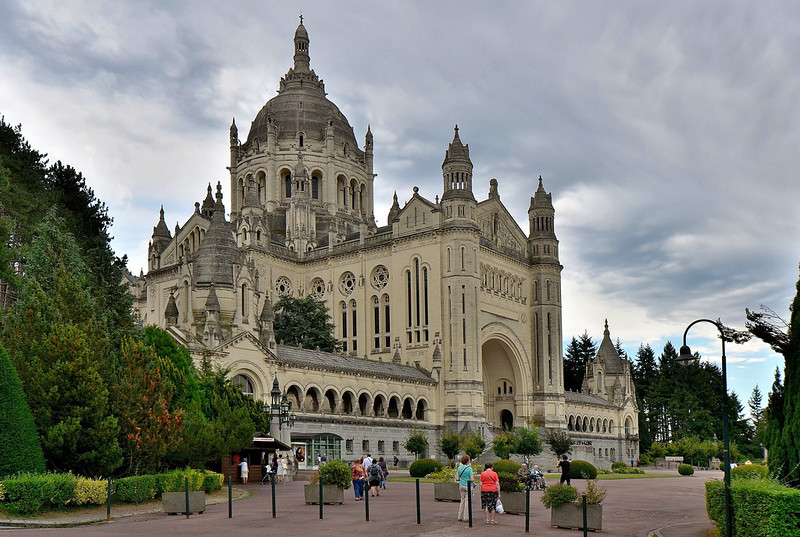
xmin=130 ymin=19 xmax=639 ymax=469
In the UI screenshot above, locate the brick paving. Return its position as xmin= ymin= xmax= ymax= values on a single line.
xmin=0 ymin=469 xmax=718 ymax=536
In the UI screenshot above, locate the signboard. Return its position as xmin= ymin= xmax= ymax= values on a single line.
xmin=665 ymin=456 xmax=684 ymax=462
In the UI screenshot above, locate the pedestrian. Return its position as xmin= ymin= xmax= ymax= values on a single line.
xmin=367 ymin=459 xmax=383 ymax=496
xmin=456 ymin=454 xmax=475 ymax=522
xmin=557 ymin=454 xmax=571 ymax=485
xmin=320 ymin=453 xmax=327 ymax=466
xmin=393 ymin=455 xmax=399 ymax=467
xmin=277 ymin=454 xmax=287 ymax=484
xmin=378 ymin=456 xmax=389 ymax=489
xmin=351 ymin=458 xmax=366 ymax=500
xmin=240 ymin=457 xmax=249 ymax=484
xmin=480 ymin=462 xmax=500 ymax=525
xmin=363 ymin=453 xmax=372 ymax=469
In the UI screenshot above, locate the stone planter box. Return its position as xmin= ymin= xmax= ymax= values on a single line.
xmin=550 ymin=503 xmax=602 ymax=531
xmin=500 ymin=491 xmax=530 ymax=514
xmin=162 ymin=491 xmax=206 ymax=514
xmin=434 ymin=482 xmax=461 ymax=502
xmin=304 ymin=484 xmax=344 ymax=505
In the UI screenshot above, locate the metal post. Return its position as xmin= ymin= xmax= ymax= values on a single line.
xmin=582 ymin=494 xmax=588 ymax=537
xmin=467 ymin=481 xmax=473 ymax=528
xmin=319 ymin=479 xmax=323 ymax=519
xmin=228 ymin=476 xmax=232 ymax=518
xmin=271 ymin=471 xmax=277 ymax=518
xmin=185 ymin=476 xmax=190 ymax=518
xmin=525 ymin=486 xmax=530 ymax=533
xmin=415 ymin=478 xmax=421 ymax=525
xmin=365 ymin=485 xmax=370 ymax=522
xmin=106 ymin=477 xmax=112 ymax=521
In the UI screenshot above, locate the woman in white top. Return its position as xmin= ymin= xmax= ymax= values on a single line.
xmin=277 ymin=454 xmax=287 ymax=484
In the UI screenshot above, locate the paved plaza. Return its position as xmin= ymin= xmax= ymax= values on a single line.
xmin=1 ymin=470 xmax=719 ymax=536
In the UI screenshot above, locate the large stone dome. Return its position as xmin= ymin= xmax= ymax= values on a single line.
xmin=245 ymin=21 xmax=359 ymax=150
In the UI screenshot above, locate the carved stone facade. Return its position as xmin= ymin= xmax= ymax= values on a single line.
xmin=130 ymin=19 xmax=638 ymax=467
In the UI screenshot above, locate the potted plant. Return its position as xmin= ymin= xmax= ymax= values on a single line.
xmin=496 ymin=471 xmax=528 ymax=514
xmin=429 ymin=467 xmax=461 ymax=502
xmin=541 ymin=480 xmax=605 ymax=531
xmin=304 ymin=459 xmax=351 ymax=505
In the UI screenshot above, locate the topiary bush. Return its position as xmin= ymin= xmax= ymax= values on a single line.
xmin=201 ymin=471 xmax=224 ymax=492
xmin=678 ymin=463 xmax=694 ymax=476
xmin=318 ymin=459 xmax=352 ymax=489
xmin=611 ymin=461 xmax=628 ymax=472
xmin=731 ymin=464 xmax=769 ymax=480
xmin=492 ymin=459 xmax=521 ymax=475
xmin=541 ymin=483 xmax=578 ymax=508
xmin=498 ymin=471 xmax=523 ymax=492
xmin=409 ymin=458 xmax=444 ymax=478
xmin=569 ymin=459 xmax=597 ymax=480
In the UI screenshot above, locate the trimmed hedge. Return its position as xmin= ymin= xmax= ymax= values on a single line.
xmin=678 ymin=464 xmax=695 ymax=476
xmin=409 ymin=458 xmax=444 ymax=478
xmin=114 ymin=474 xmax=157 ymax=504
xmin=611 ymin=461 xmax=628 ymax=472
xmin=492 ymin=459 xmax=521 ymax=475
xmin=1 ymin=473 xmax=77 ymax=516
xmin=706 ymin=478 xmax=800 ymax=537
xmin=569 ymin=460 xmax=597 ymax=480
xmin=732 ymin=464 xmax=770 ymax=480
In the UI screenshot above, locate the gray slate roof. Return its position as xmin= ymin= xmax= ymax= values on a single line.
xmin=277 ymin=345 xmax=435 ymax=385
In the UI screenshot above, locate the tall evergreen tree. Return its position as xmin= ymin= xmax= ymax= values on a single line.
xmin=765 ymin=367 xmax=785 ymax=473
xmin=776 ymin=268 xmax=800 ymax=485
xmin=0 ymin=342 xmax=46 ymax=477
xmin=633 ymin=344 xmax=659 ymax=451
xmin=563 ymin=331 xmax=597 ymax=392
xmin=273 ymin=295 xmax=341 ymax=352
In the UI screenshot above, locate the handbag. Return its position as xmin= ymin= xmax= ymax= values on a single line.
xmin=495 ymin=497 xmax=504 ymax=514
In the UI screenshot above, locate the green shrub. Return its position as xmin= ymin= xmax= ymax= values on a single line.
xmin=0 ymin=482 xmax=5 ymax=501
xmin=1 ymin=473 xmax=77 ymax=515
xmin=541 ymin=483 xmax=578 ymax=508
xmin=678 ymin=464 xmax=694 ymax=476
xmin=409 ymin=458 xmax=443 ymax=478
xmin=614 ymin=466 xmax=645 ymax=474
xmin=426 ymin=467 xmax=456 ymax=483
xmin=492 ymin=459 xmax=521 ymax=475
xmin=611 ymin=461 xmax=628 ymax=472
xmin=318 ymin=459 xmax=352 ymax=489
xmin=114 ymin=475 xmax=157 ymax=503
xmin=731 ymin=464 xmax=769 ymax=480
xmin=569 ymin=460 xmax=597 ymax=480
xmin=71 ymin=477 xmax=107 ymax=505
xmin=638 ymin=454 xmax=652 ymax=465
xmin=706 ymin=478 xmax=800 ymax=537
xmin=579 ymin=480 xmax=606 ymax=505
xmin=201 ymin=471 xmax=223 ymax=492
xmin=498 ymin=471 xmax=523 ymax=492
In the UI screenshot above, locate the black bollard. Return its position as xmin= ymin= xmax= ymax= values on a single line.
xmin=365 ymin=486 xmax=370 ymax=522
xmin=467 ymin=481 xmax=473 ymax=528
xmin=525 ymin=486 xmax=530 ymax=533
xmin=185 ymin=476 xmax=190 ymax=518
xmin=415 ymin=478 xmax=421 ymax=525
xmin=319 ymin=480 xmax=323 ymax=519
xmin=271 ymin=471 xmax=277 ymax=518
xmin=228 ymin=476 xmax=232 ymax=518
xmin=106 ymin=477 xmax=112 ymax=521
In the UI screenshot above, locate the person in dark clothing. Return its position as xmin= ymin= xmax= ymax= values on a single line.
xmin=557 ymin=455 xmax=571 ymax=485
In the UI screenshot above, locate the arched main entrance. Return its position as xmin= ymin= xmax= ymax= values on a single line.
xmin=482 ymin=336 xmax=524 ymax=429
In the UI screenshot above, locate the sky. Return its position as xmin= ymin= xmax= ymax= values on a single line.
xmin=1 ymin=1 xmax=798 ymax=412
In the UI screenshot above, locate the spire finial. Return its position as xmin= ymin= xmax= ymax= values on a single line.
xmin=299 ymin=13 xmax=303 ymax=25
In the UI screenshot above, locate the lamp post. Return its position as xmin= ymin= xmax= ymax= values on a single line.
xmin=264 ymin=375 xmax=297 ymax=443
xmin=678 ymin=319 xmax=732 ymax=537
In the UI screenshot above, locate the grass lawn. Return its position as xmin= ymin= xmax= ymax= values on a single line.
xmin=388 ymin=472 xmax=682 ymax=483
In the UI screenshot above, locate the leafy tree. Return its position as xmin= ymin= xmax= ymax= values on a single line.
xmin=436 ymin=429 xmax=461 ymax=464
xmin=492 ymin=431 xmax=514 ymax=459
xmin=0 ymin=342 xmax=45 ymax=477
xmin=404 ymin=428 xmax=428 ymax=460
xmin=273 ymin=295 xmax=341 ymax=352
xmin=511 ymin=426 xmax=542 ymax=460
xmin=563 ymin=331 xmax=596 ymax=392
xmin=461 ymin=430 xmax=486 ymax=461
xmin=545 ymin=430 xmax=573 ymax=458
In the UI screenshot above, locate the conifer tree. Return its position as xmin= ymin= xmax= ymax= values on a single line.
xmin=0 ymin=342 xmax=45 ymax=477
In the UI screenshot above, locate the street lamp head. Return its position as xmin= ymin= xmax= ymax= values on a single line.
xmin=270 ymin=375 xmax=281 ymax=407
xmin=677 ymin=344 xmax=699 ymax=365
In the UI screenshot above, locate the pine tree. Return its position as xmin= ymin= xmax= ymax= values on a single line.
xmin=273 ymin=295 xmax=341 ymax=352
xmin=765 ymin=367 xmax=785 ymax=474
xmin=563 ymin=331 xmax=597 ymax=392
xmin=633 ymin=344 xmax=658 ymax=451
xmin=0 ymin=342 xmax=46 ymax=477
xmin=776 ymin=268 xmax=800 ymax=485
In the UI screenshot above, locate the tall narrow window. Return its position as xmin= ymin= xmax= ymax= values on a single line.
xmin=241 ymin=284 xmax=247 ymax=317
xmin=312 ymin=175 xmax=319 ymax=199
xmin=406 ymin=259 xmax=428 ymax=345
xmin=285 ymin=173 xmax=292 ymax=197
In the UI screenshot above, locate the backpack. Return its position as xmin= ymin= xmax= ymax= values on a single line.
xmin=369 ymin=463 xmax=381 ymax=480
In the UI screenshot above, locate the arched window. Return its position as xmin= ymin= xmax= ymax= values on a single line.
xmin=405 ymin=258 xmax=429 ymax=345
xmin=312 ymin=174 xmax=320 ymax=199
xmin=285 ymin=173 xmax=292 ymax=198
xmin=340 ymin=300 xmax=358 ymax=353
xmin=241 ymin=283 xmax=247 ymax=317
xmin=232 ymin=374 xmax=254 ymax=397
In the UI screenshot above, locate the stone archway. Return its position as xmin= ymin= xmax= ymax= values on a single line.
xmin=482 ymin=337 xmax=524 ymax=429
